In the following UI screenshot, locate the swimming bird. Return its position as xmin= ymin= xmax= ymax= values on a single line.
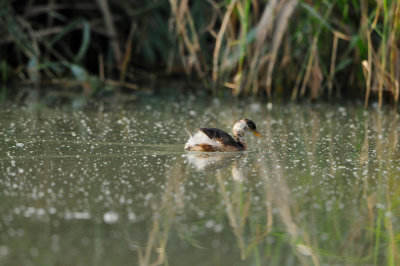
xmin=184 ymin=119 xmax=262 ymax=152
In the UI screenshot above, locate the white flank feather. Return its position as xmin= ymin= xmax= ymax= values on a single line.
xmin=185 ymin=130 xmax=222 ymax=149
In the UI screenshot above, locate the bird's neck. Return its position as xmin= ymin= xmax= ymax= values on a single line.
xmin=234 ymin=133 xmax=247 ymax=150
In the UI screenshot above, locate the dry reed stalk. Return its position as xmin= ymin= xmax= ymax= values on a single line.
xmin=166 ymin=48 xmax=175 ymax=75
xmin=363 ymin=34 xmax=373 ymax=109
xmin=389 ymin=55 xmax=399 ymax=103
xmin=292 ymin=3 xmax=336 ymax=101
xmin=251 ymin=0 xmax=259 ymax=17
xmin=378 ymin=69 xmax=384 ymax=110
xmin=46 ymin=0 xmax=55 ymax=27
xmin=377 ymin=0 xmax=386 ymax=110
xmin=299 ymin=36 xmax=318 ymax=97
xmin=3 ymin=13 xmax=38 ymax=59
xmin=0 ymin=25 xmax=111 ymax=45
xmin=186 ymin=9 xmax=205 ymax=76
xmin=245 ymin=0 xmax=278 ymax=94
xmin=23 ymin=3 xmax=98 ymax=18
xmin=309 ymin=54 xmax=322 ymax=101
xmin=22 ymin=78 xmax=140 ymax=91
xmin=229 ymin=1 xmax=245 ymax=95
xmin=391 ymin=3 xmax=400 ymax=103
xmin=96 ymin=0 xmax=122 ymax=64
xmin=386 ymin=3 xmax=400 ymax=105
xmin=119 ymin=22 xmax=136 ymax=82
xmin=291 ymin=63 xmax=304 ymax=100
xmin=362 ymin=1 xmax=400 ymax=108
xmin=201 ymin=0 xmax=218 ymax=36
xmin=212 ymin=0 xmax=237 ymax=84
xmin=362 ymin=60 xmax=370 ymax=107
xmin=98 ymin=54 xmax=104 ymax=81
xmin=23 ymin=0 xmax=35 ymax=16
xmin=265 ymin=0 xmax=298 ymax=97
xmin=246 ymin=0 xmax=277 ymax=94
xmin=328 ymin=33 xmax=338 ymax=98
xmin=223 ymin=81 xmax=237 ymax=90
xmin=177 ymin=0 xmax=188 ymax=20
xmin=361 ymin=0 xmax=379 ymax=108
xmin=105 ymin=79 xmax=139 ymax=90
xmin=11 ymin=15 xmax=42 ymax=84
xmin=169 ymin=0 xmax=204 ymax=77
xmin=328 ymin=31 xmax=351 ymax=98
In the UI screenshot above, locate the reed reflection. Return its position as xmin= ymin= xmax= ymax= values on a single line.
xmin=2 ymin=103 xmax=400 ymax=265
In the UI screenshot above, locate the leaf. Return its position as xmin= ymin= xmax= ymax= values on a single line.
xmin=75 ymin=22 xmax=90 ymax=62
xmin=36 ymin=61 xmax=63 ymax=74
xmin=300 ymin=2 xmax=333 ymax=31
xmin=335 ymin=58 xmax=352 ymax=73
xmin=50 ymin=19 xmax=83 ymax=46
xmin=50 ymin=18 xmax=91 ymax=63
xmin=69 ymin=64 xmax=88 ymax=81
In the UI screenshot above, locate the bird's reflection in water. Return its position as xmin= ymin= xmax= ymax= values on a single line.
xmin=184 ymin=152 xmax=247 ymax=181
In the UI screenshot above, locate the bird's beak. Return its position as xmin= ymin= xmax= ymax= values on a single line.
xmin=252 ymin=130 xmax=262 ymax=137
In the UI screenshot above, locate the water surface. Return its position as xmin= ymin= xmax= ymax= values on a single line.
xmin=1 ymin=97 xmax=400 ymax=265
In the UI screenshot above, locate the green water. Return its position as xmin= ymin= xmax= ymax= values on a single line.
xmin=1 ymin=97 xmax=400 ymax=265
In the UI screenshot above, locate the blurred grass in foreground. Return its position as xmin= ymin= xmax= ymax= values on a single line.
xmin=0 ymin=0 xmax=399 ymax=107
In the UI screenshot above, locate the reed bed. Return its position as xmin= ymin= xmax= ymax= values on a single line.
xmin=0 ymin=0 xmax=399 ymax=107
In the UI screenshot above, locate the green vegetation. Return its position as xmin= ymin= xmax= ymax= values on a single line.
xmin=0 ymin=0 xmax=399 ymax=106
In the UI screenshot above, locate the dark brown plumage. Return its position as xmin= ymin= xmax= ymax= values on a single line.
xmin=199 ymin=128 xmax=244 ymax=151
xmin=185 ymin=119 xmax=262 ymax=152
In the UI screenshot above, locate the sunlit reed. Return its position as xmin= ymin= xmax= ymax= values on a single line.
xmin=0 ymin=1 xmax=399 ymax=105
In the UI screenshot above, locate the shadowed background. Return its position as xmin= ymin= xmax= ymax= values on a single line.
xmin=0 ymin=0 xmax=399 ymax=106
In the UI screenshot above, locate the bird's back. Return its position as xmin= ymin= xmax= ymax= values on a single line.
xmin=185 ymin=128 xmax=244 ymax=152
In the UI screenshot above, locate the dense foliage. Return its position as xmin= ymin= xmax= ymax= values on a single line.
xmin=0 ymin=0 xmax=399 ymax=106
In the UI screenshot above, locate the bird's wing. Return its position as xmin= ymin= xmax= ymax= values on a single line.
xmin=199 ymin=128 xmax=239 ymax=146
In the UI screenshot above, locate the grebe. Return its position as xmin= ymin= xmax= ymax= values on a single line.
xmin=185 ymin=119 xmax=262 ymax=152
